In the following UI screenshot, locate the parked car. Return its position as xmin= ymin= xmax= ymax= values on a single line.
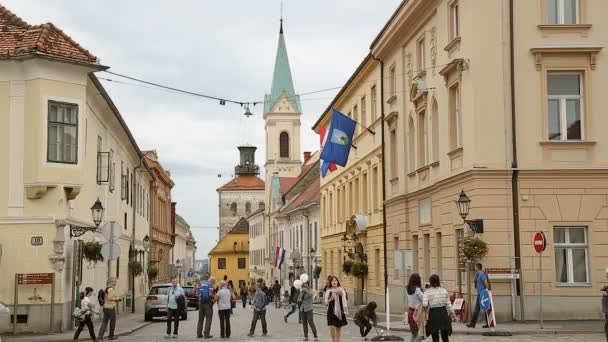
xmin=144 ymin=283 xmax=188 ymax=321
xmin=183 ymin=285 xmax=199 ymax=310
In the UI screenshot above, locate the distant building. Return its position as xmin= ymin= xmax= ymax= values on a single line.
xmin=196 ymin=259 xmax=210 ymax=276
xmin=209 ymin=218 xmax=250 ymax=288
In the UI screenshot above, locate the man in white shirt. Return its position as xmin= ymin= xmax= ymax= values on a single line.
xmin=166 ymin=278 xmax=185 ymax=338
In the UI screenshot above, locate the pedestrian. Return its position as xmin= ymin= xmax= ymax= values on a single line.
xmin=98 ymin=277 xmax=120 ymax=341
xmin=466 ymin=263 xmax=489 ymax=329
xmin=166 ymin=277 xmax=185 ymax=339
xmin=272 ymin=280 xmax=282 ymax=308
xmin=299 ymin=282 xmax=319 ymax=341
xmin=406 ymin=273 xmax=424 ymax=342
xmin=602 ymin=284 xmax=608 ymax=342
xmin=227 ymin=280 xmax=236 ymax=313
xmin=248 ymin=282 xmax=256 ymax=305
xmin=240 ymin=282 xmax=249 ymax=308
xmin=73 ymin=287 xmax=97 ymax=341
xmin=353 ymin=301 xmax=377 ymax=341
xmin=284 ymin=282 xmax=300 ymax=323
xmin=247 ymin=283 xmax=268 ymax=337
xmin=422 ymin=274 xmax=456 ymax=342
xmin=324 ymin=276 xmax=348 ymax=342
xmin=197 ymin=276 xmax=217 ymax=339
xmin=217 ymin=281 xmax=233 ymax=338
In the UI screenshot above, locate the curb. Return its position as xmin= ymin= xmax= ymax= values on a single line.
xmin=1 ymin=321 xmax=152 ymax=342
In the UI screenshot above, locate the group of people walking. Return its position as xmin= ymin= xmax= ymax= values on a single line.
xmin=73 ymin=277 xmax=121 ymax=341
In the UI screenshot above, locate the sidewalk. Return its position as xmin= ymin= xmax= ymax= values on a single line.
xmin=312 ymin=304 xmax=606 ymax=335
xmin=1 ymin=312 xmax=150 ymax=342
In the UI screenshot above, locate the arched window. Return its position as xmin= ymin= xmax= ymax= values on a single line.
xmin=279 ymin=132 xmax=289 ymax=158
xmin=245 ymin=202 xmax=251 ymax=214
xmin=230 ymin=202 xmax=237 ymax=216
xmin=259 ymin=201 xmax=265 ymax=210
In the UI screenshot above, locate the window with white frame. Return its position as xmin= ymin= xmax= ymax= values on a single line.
xmin=547 ymin=73 xmax=583 ymax=141
xmin=449 ymin=0 xmax=460 ymax=39
xmin=548 ymin=0 xmax=579 ymax=25
xmin=417 ymin=37 xmax=426 ymax=71
xmin=47 ymin=101 xmax=78 ymax=164
xmin=554 ymin=226 xmax=589 ymax=284
xmin=371 ymin=85 xmax=378 ymax=121
xmin=389 ymin=66 xmax=396 ymax=97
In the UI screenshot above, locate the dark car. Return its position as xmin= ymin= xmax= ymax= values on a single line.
xmin=183 ymin=285 xmax=199 ymax=309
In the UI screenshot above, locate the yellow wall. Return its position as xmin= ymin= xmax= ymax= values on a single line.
xmin=209 ymin=232 xmax=250 ymax=287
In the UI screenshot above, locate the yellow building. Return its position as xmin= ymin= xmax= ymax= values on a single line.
xmin=209 ymin=218 xmax=250 ymax=288
xmin=313 ymin=55 xmax=385 ymax=308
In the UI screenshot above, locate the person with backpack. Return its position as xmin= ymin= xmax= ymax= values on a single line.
xmin=354 ymin=302 xmax=378 ymax=341
xmin=467 ymin=263 xmax=489 ymax=329
xmin=98 ymin=277 xmax=121 ymax=341
xmin=247 ymin=283 xmax=268 ymax=337
xmin=196 ymin=276 xmax=217 ymax=339
xmin=73 ymin=287 xmax=97 ymax=341
xmin=272 ymin=280 xmax=282 ymax=308
xmin=166 ymin=277 xmax=186 ymax=338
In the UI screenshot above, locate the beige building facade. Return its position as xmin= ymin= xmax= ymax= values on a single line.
xmin=369 ymin=0 xmax=608 ymax=321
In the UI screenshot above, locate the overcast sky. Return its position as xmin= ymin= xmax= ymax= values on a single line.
xmin=7 ymin=0 xmax=401 ymax=259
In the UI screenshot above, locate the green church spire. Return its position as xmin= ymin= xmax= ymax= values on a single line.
xmin=265 ymin=20 xmax=300 ymax=113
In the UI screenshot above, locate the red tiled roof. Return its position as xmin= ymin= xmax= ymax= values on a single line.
xmin=279 ymin=177 xmax=298 ymax=195
xmin=281 ymin=176 xmax=320 ymax=214
xmin=0 ymin=4 xmax=97 ymax=64
xmin=217 ymin=175 xmax=265 ymax=191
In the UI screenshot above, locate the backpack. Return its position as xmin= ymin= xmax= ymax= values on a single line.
xmin=199 ymin=282 xmax=211 ymax=303
xmin=97 ymin=288 xmax=106 ymax=307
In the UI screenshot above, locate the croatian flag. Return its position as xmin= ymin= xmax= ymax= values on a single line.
xmin=319 ymin=126 xmax=337 ymax=177
xmin=274 ymin=246 xmax=286 ymax=269
xmin=320 ymin=109 xmax=356 ymax=167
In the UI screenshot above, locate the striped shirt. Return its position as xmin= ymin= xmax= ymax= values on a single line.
xmin=422 ymin=287 xmax=455 ymax=316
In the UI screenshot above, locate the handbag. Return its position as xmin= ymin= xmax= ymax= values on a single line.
xmin=72 ymin=307 xmax=88 ymax=321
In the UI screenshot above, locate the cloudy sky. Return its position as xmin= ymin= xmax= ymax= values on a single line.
xmin=6 ymin=0 xmax=401 ymax=258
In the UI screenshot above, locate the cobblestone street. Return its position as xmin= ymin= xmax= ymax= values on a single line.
xmin=120 ymin=306 xmax=607 ymax=342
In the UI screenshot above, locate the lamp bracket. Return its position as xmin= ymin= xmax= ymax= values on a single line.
xmin=70 ymin=225 xmax=97 ymax=238
xmin=465 ymin=219 xmax=484 ymax=234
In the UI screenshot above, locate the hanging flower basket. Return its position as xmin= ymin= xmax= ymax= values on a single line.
xmin=147 ymin=267 xmax=158 ymax=281
xmin=351 ymin=261 xmax=369 ymax=279
xmin=342 ymin=260 xmax=354 ymax=275
xmin=82 ymin=241 xmax=104 ymax=264
xmin=128 ymin=260 xmax=143 ymax=277
xmin=462 ymin=236 xmax=488 ymax=261
xmin=313 ymin=266 xmax=322 ymax=277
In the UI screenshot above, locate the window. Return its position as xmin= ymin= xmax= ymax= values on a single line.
xmin=121 ymin=161 xmax=127 ymax=200
xmin=547 ymin=73 xmax=583 ymax=141
xmin=417 ymin=110 xmax=428 ymax=167
xmin=412 ymin=235 xmax=419 ymax=273
xmin=417 ymin=37 xmax=426 ymax=70
xmin=329 ymin=191 xmax=334 ymax=224
xmin=354 ymin=177 xmax=360 ymax=213
xmin=353 ymin=105 xmax=359 ymax=133
xmin=126 ymin=168 xmax=130 ymax=205
xmin=554 ymin=226 xmax=589 ymax=284
xmin=372 ymin=166 xmax=379 ymax=211
xmin=394 ymin=237 xmax=400 ymax=280
xmin=47 ymin=101 xmax=78 ymax=164
xmin=361 ymin=96 xmax=367 ymax=128
xmin=371 ymin=85 xmax=378 ymax=121
xmin=431 ymin=99 xmax=439 ymax=163
xmin=259 ymin=201 xmax=265 ymax=210
xmin=375 ymin=248 xmax=381 ymax=287
xmin=238 ymin=258 xmax=246 ymax=269
xmin=390 ymin=129 xmax=397 ymax=177
xmin=362 ymin=172 xmax=369 ymax=213
xmin=279 ymin=132 xmax=290 ymax=158
xmin=436 ymin=232 xmax=443 ymax=278
xmin=337 ymin=188 xmax=342 ymax=221
xmin=109 ymin=151 xmax=115 ymax=192
xmin=348 ymin=181 xmax=353 ymax=217
xmin=389 ymin=66 xmax=396 ymax=97
xmin=448 ymin=84 xmax=462 ymax=150
xmin=548 ymin=0 xmax=579 ymax=25
xmin=408 ymin=116 xmax=416 ymax=171
xmin=449 ymin=0 xmax=460 ymax=39
xmin=218 ymin=258 xmax=227 ymax=270
xmin=314 ymin=222 xmax=318 ymax=251
xmin=230 ymin=202 xmax=237 ymax=216
xmin=245 ymin=202 xmax=251 ymax=214
xmin=419 ymin=198 xmax=431 ymax=225
xmin=423 ymin=234 xmax=431 ymax=279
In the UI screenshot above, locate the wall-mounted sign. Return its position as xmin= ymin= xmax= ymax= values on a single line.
xmin=31 ymin=236 xmax=44 ymax=246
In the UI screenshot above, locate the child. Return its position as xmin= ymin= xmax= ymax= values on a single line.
xmin=248 ymin=283 xmax=268 ymax=337
xmin=353 ymin=301 xmax=377 ymax=341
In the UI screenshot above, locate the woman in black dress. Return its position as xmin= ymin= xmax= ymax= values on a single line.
xmin=324 ymin=276 xmax=348 ymax=342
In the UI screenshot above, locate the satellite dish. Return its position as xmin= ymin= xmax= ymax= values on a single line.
xmin=101 ymin=221 xmax=122 ymax=242
xmin=101 ymin=242 xmax=121 ymax=261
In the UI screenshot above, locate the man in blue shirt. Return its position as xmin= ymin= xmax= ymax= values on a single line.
xmin=166 ymin=278 xmax=185 ymax=338
xmin=467 ymin=263 xmax=489 ymax=328
xmin=197 ymin=276 xmax=217 ymax=339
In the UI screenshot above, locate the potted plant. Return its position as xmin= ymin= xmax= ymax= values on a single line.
xmin=462 ymin=236 xmax=488 ymax=261
xmin=313 ymin=266 xmax=322 ymax=277
xmin=352 ymin=261 xmax=369 ymax=279
xmin=128 ymin=260 xmax=143 ymax=277
xmin=81 ymin=241 xmax=104 ymax=264
xmin=342 ymin=260 xmax=354 ymax=275
xmin=147 ymin=267 xmax=158 ymax=281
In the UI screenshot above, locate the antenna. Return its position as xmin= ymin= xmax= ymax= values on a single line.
xmin=280 ymin=1 xmax=284 ymax=33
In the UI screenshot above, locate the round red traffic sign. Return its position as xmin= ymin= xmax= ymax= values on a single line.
xmin=534 ymin=232 xmax=546 ymax=253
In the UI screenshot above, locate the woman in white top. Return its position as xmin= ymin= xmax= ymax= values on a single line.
xmin=73 ymin=287 xmax=97 ymax=341
xmin=422 ymin=274 xmax=456 ymax=342
xmin=406 ymin=273 xmax=424 ymax=342
xmin=217 ymin=281 xmax=233 ymax=338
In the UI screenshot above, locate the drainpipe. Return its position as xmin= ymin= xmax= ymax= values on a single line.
xmin=509 ymin=0 xmax=524 ymax=322
xmin=371 ymin=54 xmax=390 ymax=323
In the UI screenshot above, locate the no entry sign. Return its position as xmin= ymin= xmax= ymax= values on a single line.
xmin=534 ymin=232 xmax=546 ymax=253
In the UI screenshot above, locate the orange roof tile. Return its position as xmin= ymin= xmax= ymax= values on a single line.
xmin=0 ymin=4 xmax=97 ymax=64
xmin=217 ymin=175 xmax=265 ymax=191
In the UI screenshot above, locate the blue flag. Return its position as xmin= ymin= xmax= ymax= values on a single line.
xmin=320 ymin=109 xmax=356 ymax=167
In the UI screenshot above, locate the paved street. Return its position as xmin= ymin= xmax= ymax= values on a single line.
xmin=120 ymin=306 xmax=606 ymax=342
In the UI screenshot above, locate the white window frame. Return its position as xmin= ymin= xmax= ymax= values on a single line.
xmin=449 ymin=0 xmax=460 ymax=39
xmin=554 ymin=226 xmax=590 ymax=285
xmin=547 ymin=72 xmax=584 ymax=141
xmin=549 ymin=0 xmax=580 ymax=25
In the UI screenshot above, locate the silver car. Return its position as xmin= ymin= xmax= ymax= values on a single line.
xmin=144 ymin=283 xmax=188 ymax=321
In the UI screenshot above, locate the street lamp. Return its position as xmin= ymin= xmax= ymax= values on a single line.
xmin=142 ymin=235 xmax=151 ymax=252
xmin=70 ymin=198 xmax=105 ymax=238
xmin=455 ymin=190 xmax=484 ymax=234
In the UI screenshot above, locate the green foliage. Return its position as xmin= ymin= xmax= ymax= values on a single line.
xmin=342 ymin=260 xmax=354 ymax=275
xmin=351 ymin=261 xmax=369 ymax=279
xmin=462 ymin=236 xmax=488 ymax=261
xmin=128 ymin=260 xmax=143 ymax=277
xmin=82 ymin=241 xmax=104 ymax=264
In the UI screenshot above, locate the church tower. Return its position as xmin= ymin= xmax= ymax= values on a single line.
xmin=264 ymin=19 xmax=302 ymax=181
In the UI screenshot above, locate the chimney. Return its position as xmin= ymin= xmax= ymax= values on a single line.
xmin=303 ymin=151 xmax=312 ymax=163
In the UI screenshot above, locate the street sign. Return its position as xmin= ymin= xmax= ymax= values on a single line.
xmin=17 ymin=273 xmax=53 ymax=285
xmin=101 ymin=221 xmax=122 ymax=242
xmin=534 ymin=232 xmax=546 ymax=253
xmin=479 ymin=289 xmax=491 ymax=311
xmin=187 ymin=271 xmax=194 ymax=278
xmin=101 ymin=242 xmax=121 ymax=261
